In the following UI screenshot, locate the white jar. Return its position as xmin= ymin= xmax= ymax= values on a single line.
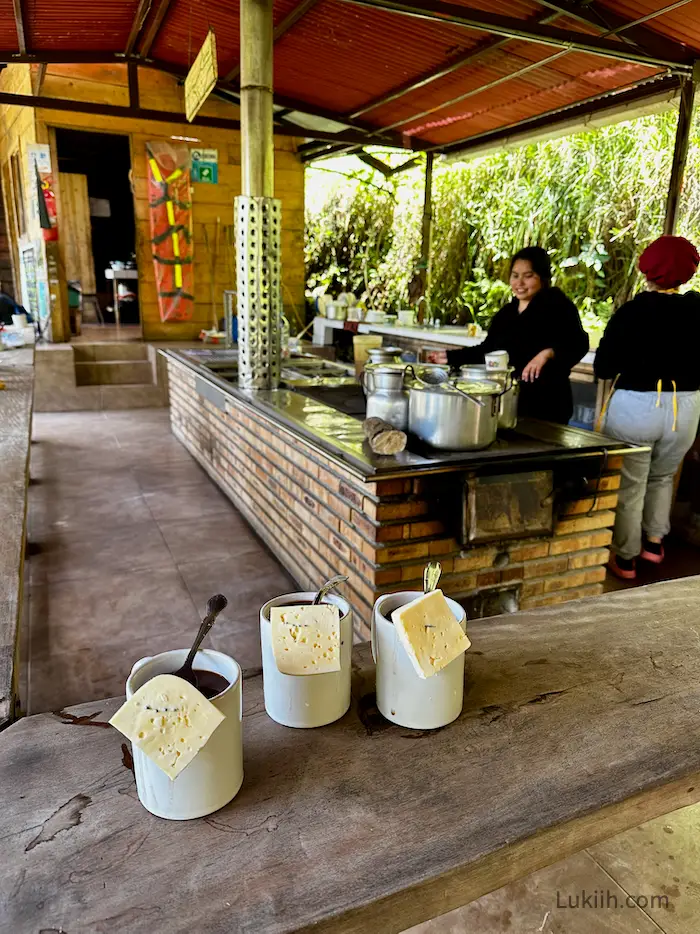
xmin=260 ymin=591 xmax=352 ymax=728
xmin=125 ymin=648 xmax=243 ymax=820
xmin=372 ymin=591 xmax=467 ymax=730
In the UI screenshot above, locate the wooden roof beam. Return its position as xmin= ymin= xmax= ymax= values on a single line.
xmin=341 ymin=0 xmax=694 ymax=72
xmin=0 ymin=89 xmax=413 ymax=147
xmin=224 ymin=0 xmax=323 ymax=82
xmin=11 ymin=0 xmax=27 ymax=55
xmin=124 ymin=0 xmax=153 ymax=56
xmin=138 ymin=0 xmax=176 ymax=57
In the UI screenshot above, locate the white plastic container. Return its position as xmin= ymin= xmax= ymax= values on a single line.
xmin=372 ymin=591 xmax=467 ymax=730
xmin=125 ymin=648 xmax=243 ymax=820
xmin=260 ymin=591 xmax=352 ymax=728
xmin=485 ymin=349 xmax=509 ymax=371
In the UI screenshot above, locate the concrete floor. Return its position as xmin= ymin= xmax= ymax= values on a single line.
xmin=25 ymin=408 xmax=700 ymax=933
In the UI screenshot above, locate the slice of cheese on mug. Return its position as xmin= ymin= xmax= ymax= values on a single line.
xmin=109 ymin=674 xmax=225 ymax=780
xmin=270 ymin=604 xmax=341 ymax=675
xmin=391 ymin=589 xmax=470 ymax=679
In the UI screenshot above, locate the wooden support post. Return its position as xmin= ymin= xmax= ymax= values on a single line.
xmin=664 ymin=66 xmax=699 ymax=236
xmin=240 ymin=0 xmax=274 ymax=197
xmin=420 ymin=151 xmax=434 ymax=317
xmin=127 ymin=62 xmax=140 ymax=110
xmin=31 ymin=63 xmax=47 ymax=96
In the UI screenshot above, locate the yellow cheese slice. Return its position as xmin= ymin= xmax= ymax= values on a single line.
xmin=109 ymin=674 xmax=226 ymax=780
xmin=270 ymin=604 xmax=341 ymax=675
xmin=391 ymin=589 xmax=470 ymax=679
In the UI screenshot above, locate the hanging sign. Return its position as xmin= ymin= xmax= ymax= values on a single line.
xmin=191 ymin=148 xmax=218 ymax=184
xmin=185 ymin=30 xmax=218 ymax=122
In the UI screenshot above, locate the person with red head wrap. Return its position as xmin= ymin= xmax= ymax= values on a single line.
xmin=595 ymin=235 xmax=700 ymax=580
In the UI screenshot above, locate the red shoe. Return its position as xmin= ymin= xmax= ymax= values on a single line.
xmin=640 ymin=537 xmax=664 ymax=564
xmin=608 ymin=554 xmax=637 ymax=580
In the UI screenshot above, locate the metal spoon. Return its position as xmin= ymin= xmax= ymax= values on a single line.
xmin=423 ymin=561 xmax=442 ymax=593
xmin=312 ymin=575 xmax=349 ymax=605
xmin=172 ymin=593 xmax=228 ymax=689
xmin=408 ymin=365 xmax=485 ymax=408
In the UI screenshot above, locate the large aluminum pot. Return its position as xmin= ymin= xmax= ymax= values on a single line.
xmin=459 ymin=364 xmax=519 ymax=430
xmin=498 ymin=380 xmax=519 ymax=430
xmin=362 ymin=364 xmax=409 ymax=430
xmin=408 ymin=379 xmax=501 ymax=450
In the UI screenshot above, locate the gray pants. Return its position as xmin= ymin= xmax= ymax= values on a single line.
xmin=603 ymin=389 xmax=700 ymax=559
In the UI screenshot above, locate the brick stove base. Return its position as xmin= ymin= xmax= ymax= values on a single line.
xmin=167 ymin=359 xmax=618 ymax=639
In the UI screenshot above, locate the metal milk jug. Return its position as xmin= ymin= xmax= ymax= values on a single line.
xmin=362 ymin=364 xmax=409 ymax=430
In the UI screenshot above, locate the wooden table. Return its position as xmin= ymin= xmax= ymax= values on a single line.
xmin=0 ymin=346 xmax=33 ymax=729
xmin=3 ymin=576 xmax=700 ymax=934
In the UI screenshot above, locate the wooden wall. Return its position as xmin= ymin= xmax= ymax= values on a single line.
xmin=0 ymin=65 xmax=69 ymax=341
xmin=1 ymin=63 xmax=305 ymax=343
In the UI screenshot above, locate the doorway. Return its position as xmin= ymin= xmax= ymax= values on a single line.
xmin=54 ymin=128 xmax=138 ymax=332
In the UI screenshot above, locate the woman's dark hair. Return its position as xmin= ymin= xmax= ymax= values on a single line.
xmin=510 ymin=247 xmax=552 ymax=287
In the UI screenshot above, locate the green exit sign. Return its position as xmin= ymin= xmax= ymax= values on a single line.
xmin=191 ymin=148 xmax=218 ymax=184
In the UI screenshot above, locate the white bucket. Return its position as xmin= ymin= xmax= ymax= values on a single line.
xmin=125 ymin=648 xmax=243 ymax=820
xmin=372 ymin=591 xmax=467 ymax=730
xmin=260 ymin=591 xmax=352 ymax=728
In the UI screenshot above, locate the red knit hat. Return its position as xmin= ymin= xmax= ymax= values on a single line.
xmin=639 ymin=235 xmax=700 ymax=290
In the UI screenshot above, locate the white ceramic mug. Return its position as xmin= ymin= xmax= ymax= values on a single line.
xmin=372 ymin=591 xmax=467 ymax=730
xmin=260 ymin=591 xmax=352 ymax=728
xmin=125 ymin=648 xmax=243 ymax=820
xmin=12 ymin=314 xmax=28 ymax=328
xmin=398 ymin=309 xmax=416 ymax=327
xmin=485 ymin=349 xmax=509 ymax=370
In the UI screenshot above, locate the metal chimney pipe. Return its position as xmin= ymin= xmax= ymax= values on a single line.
xmin=236 ymin=0 xmax=281 ymax=389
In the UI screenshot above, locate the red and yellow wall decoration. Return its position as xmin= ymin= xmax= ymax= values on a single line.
xmin=146 ymin=141 xmax=194 ymax=322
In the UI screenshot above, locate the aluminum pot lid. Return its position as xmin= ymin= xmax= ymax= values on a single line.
xmin=410 ymin=379 xmax=500 ymax=395
xmin=364 ymin=362 xmax=407 ymax=371
xmin=454 ymin=379 xmax=500 ymax=395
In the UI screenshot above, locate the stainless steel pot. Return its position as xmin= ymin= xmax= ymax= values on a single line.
xmin=498 ymin=380 xmax=519 ymax=430
xmin=367 ymin=347 xmax=403 ymax=365
xmin=362 ymin=364 xmax=408 ymax=430
xmin=326 ymin=303 xmax=347 ymax=321
xmin=408 ymin=379 xmax=501 ymax=450
xmin=459 ymin=364 xmax=519 ymax=430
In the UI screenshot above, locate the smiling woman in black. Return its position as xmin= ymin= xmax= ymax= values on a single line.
xmin=447 ymin=247 xmax=589 ymax=424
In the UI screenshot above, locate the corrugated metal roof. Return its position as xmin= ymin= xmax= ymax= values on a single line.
xmin=1 ymin=0 xmax=698 ymax=151
xmin=24 ymin=0 xmax=142 ymax=50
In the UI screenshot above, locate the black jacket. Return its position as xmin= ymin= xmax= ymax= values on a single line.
xmin=447 ymin=287 xmax=589 ymax=424
xmin=594 ymin=290 xmax=700 ymax=392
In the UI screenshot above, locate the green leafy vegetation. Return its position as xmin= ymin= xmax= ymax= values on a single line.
xmin=305 ymin=108 xmax=700 ymax=344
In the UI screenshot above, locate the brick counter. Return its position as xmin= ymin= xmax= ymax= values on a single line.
xmin=167 ymin=358 xmax=620 ymax=639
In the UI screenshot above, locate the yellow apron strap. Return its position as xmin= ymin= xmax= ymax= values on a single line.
xmin=656 ymin=379 xmax=662 ymax=408
xmin=672 ymin=380 xmax=678 ymax=432
xmin=596 ymin=373 xmax=620 ymax=432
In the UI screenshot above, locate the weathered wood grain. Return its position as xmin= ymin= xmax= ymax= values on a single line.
xmin=3 ymin=576 xmax=700 ymax=933
xmin=58 ymin=172 xmax=96 ymax=294
xmin=0 ymin=347 xmax=33 ymax=728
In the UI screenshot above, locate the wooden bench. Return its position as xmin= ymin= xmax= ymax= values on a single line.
xmin=0 ymin=346 xmax=33 ymax=730
xmin=2 ymin=575 xmax=700 ymax=933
